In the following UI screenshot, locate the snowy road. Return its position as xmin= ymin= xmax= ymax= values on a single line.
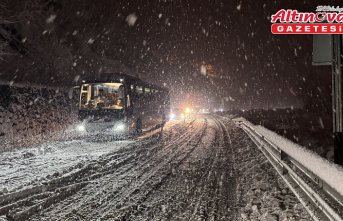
xmin=0 ymin=115 xmax=310 ymax=221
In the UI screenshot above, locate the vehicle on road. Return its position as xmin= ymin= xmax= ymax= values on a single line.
xmin=169 ymin=108 xmax=183 ymax=120
xmin=75 ymin=73 xmax=170 ymax=133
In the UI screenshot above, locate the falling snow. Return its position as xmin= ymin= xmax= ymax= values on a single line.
xmin=0 ymin=1 xmax=339 ymax=220
xmin=126 ymin=13 xmax=138 ymax=26
xmin=46 ymin=14 xmax=57 ymax=24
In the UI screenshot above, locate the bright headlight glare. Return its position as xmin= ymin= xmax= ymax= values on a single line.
xmin=114 ymin=123 xmax=125 ymax=132
xmin=169 ymin=113 xmax=176 ymax=120
xmin=77 ymin=124 xmax=86 ymax=132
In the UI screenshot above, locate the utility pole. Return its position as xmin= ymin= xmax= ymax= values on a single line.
xmin=332 ymin=35 xmax=343 ymax=165
xmin=313 ymin=34 xmax=343 ymax=165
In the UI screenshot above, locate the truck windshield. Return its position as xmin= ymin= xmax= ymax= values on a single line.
xmin=80 ymin=83 xmax=124 ymax=110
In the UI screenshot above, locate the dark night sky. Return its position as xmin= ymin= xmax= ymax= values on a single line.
xmin=0 ymin=0 xmax=340 ymax=110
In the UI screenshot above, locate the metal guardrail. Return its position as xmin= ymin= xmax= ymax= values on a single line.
xmin=235 ymin=119 xmax=343 ymax=221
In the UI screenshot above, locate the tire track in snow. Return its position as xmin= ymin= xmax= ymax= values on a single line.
xmin=125 ymin=116 xmax=237 ymax=221
xmin=27 ymin=119 xmax=203 ymax=220
xmin=100 ymin=119 xmax=208 ymax=220
xmin=187 ymin=117 xmax=236 ymax=221
xmin=1 ymin=120 xmax=197 ymax=220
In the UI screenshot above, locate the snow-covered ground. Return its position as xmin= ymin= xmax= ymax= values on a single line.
xmin=0 ymin=139 xmax=133 ymax=193
xmin=0 ymin=115 xmax=310 ymax=220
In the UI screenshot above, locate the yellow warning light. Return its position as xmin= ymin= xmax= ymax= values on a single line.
xmin=185 ymin=107 xmax=191 ymax=114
